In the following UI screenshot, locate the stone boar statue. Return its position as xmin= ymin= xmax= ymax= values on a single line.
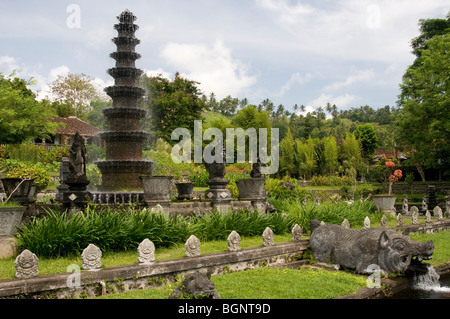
xmin=169 ymin=271 xmax=221 ymax=299
xmin=309 ymin=220 xmax=434 ymax=274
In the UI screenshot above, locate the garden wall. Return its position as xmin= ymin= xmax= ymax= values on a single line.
xmin=0 ymin=240 xmax=309 ymax=299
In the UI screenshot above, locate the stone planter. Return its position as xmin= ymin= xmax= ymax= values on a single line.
xmin=372 ymin=195 xmax=397 ymax=216
xmin=236 ymin=178 xmax=267 ymax=201
xmin=175 ymin=182 xmax=194 ymax=200
xmin=0 ymin=206 xmax=26 ymax=236
xmin=140 ymin=176 xmax=173 ymax=203
xmin=1 ymin=178 xmax=36 ymax=204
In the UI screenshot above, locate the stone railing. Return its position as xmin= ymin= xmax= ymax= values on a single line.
xmin=0 ymin=226 xmax=309 ymax=299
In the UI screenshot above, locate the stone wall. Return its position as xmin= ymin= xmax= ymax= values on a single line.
xmin=0 ymin=239 xmax=309 ymax=299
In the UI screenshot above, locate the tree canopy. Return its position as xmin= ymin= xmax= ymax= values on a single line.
xmin=0 ymin=73 xmax=59 ymax=144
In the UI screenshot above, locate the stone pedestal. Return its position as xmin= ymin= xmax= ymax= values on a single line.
xmin=140 ymin=176 xmax=173 ymax=210
xmin=372 ymin=195 xmax=397 ymax=216
xmin=236 ymin=178 xmax=267 ymax=214
xmin=60 ymin=178 xmax=92 ymax=209
xmin=204 ymin=179 xmax=231 ymax=212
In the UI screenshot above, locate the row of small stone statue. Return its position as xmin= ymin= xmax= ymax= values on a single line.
xmin=14 ymin=225 xmax=305 ymax=279
xmin=402 ymin=194 xmax=450 ymax=215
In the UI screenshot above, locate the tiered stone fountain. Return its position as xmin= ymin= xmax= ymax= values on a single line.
xmin=96 ymin=10 xmax=154 ymax=191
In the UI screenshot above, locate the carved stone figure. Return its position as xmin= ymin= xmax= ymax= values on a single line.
xmin=433 ymin=206 xmax=443 ymax=220
xmin=81 ymin=244 xmax=102 ymax=270
xmin=227 ymin=231 xmax=241 ymax=252
xmin=15 ymin=249 xmax=39 ymax=279
xmin=291 ymin=224 xmax=303 ymax=242
xmin=204 ymin=147 xmax=226 ymax=182
xmin=412 ymin=210 xmax=419 ymax=225
xmin=250 ymin=157 xmax=263 ymax=178
xmin=422 ymin=194 xmax=428 ymax=212
xmin=410 ymin=206 xmax=419 ymax=217
xmin=169 ymin=271 xmax=220 ymax=299
xmin=397 ymin=213 xmax=403 ymax=227
xmin=310 ymin=219 xmax=434 ymax=274
xmin=138 ymin=239 xmax=155 ymax=264
xmin=425 ymin=211 xmax=432 ymax=223
xmin=341 ymin=219 xmax=350 ymax=229
xmin=68 ymin=131 xmax=87 ymax=181
xmin=185 ymin=235 xmax=201 ymax=257
xmin=262 ymin=227 xmax=274 ymax=247
xmin=402 ymin=194 xmax=408 ymax=215
xmin=380 ymin=215 xmax=388 ymax=228
xmin=364 ymin=216 xmax=371 ymax=229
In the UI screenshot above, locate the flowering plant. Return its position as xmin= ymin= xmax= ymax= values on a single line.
xmin=384 ymin=161 xmax=402 ymax=195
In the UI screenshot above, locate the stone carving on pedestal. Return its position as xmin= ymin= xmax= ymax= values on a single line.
xmin=138 ymin=238 xmax=155 ymax=264
xmin=15 ymin=249 xmax=39 ymax=279
xmin=341 ymin=219 xmax=350 ymax=229
xmin=397 ymin=213 xmax=403 ymax=227
xmin=227 ymin=231 xmax=241 ymax=252
xmin=185 ymin=235 xmax=201 ymax=257
xmin=291 ymin=224 xmax=303 ymax=242
xmin=81 ymin=244 xmax=102 ymax=270
xmin=364 ymin=216 xmax=371 ymax=229
xmin=262 ymin=227 xmax=274 ymax=247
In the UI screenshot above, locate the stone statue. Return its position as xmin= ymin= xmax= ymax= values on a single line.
xmin=363 ymin=216 xmax=371 ymax=229
xmin=292 ymin=224 xmax=303 ymax=242
xmin=412 ymin=210 xmax=419 ymax=225
xmin=341 ymin=219 xmax=350 ymax=229
xmin=81 ymin=244 xmax=102 ymax=270
xmin=380 ymin=215 xmax=388 ymax=228
xmin=250 ymin=157 xmax=264 ymax=178
xmin=204 ymin=147 xmax=226 ymax=182
xmin=15 ymin=250 xmax=39 ymax=279
xmin=227 ymin=231 xmax=241 ymax=252
xmin=68 ymin=131 xmax=87 ymax=181
xmin=402 ymin=194 xmax=408 ymax=215
xmin=310 ymin=219 xmax=434 ymax=275
xmin=422 ymin=194 xmax=428 ymax=212
xmin=169 ymin=271 xmax=220 ymax=299
xmin=185 ymin=235 xmax=201 ymax=257
xmin=138 ymin=239 xmax=155 ymax=264
xmin=262 ymin=227 xmax=274 ymax=247
xmin=397 ymin=213 xmax=403 ymax=227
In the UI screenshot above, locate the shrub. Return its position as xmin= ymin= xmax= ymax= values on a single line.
xmin=0 ymin=159 xmax=51 ymax=192
xmin=310 ymin=175 xmax=355 ymax=186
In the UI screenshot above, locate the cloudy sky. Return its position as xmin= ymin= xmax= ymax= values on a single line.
xmin=0 ymin=1 xmax=448 ymax=114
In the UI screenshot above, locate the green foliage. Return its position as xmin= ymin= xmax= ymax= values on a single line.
xmin=296 ymin=137 xmax=316 ymax=179
xmin=15 ymin=206 xmax=294 ymax=258
xmin=269 ymin=199 xmax=380 ymax=233
xmin=0 ymin=159 xmax=51 ymax=192
xmin=354 ymin=123 xmax=379 ymax=159
xmin=323 ymin=136 xmax=339 ymax=175
xmin=0 ymin=143 xmax=69 ymax=164
xmin=310 ymin=175 xmax=354 ymax=186
xmin=140 ymin=73 xmax=208 ymax=144
xmin=0 ymin=73 xmax=60 ymax=144
xmin=279 ymin=128 xmax=296 ymax=176
xmin=397 ymin=32 xmax=450 ymax=175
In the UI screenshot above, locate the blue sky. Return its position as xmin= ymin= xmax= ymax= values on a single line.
xmin=0 ymin=0 xmax=448 ymax=114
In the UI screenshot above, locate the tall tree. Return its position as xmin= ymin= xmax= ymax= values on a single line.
xmin=50 ymin=73 xmax=97 ymax=118
xmin=140 ymin=72 xmax=208 ymax=144
xmin=354 ymin=123 xmax=379 ymax=160
xmin=296 ymin=137 xmax=316 ymax=180
xmin=279 ymin=128 xmax=296 ymax=177
xmin=0 ymin=74 xmax=60 ymax=144
xmin=397 ymin=32 xmax=450 ymax=181
xmin=323 ymin=136 xmax=339 ymax=175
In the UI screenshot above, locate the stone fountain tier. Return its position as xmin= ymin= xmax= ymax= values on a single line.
xmin=114 ymin=21 xmax=139 ymax=35
xmin=105 ymin=86 xmax=145 ymax=98
xmin=100 ymin=131 xmax=149 ymax=160
xmin=108 ymin=67 xmax=143 ymax=79
xmin=96 ymin=160 xmax=154 ymax=191
xmin=109 ymin=52 xmax=142 ymax=64
xmin=112 ymin=36 xmax=140 ymax=49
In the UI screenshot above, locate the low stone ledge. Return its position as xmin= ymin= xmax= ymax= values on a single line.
xmin=0 ymin=240 xmax=309 ymax=299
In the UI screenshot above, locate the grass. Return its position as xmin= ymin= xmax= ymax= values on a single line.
xmin=95 ymin=267 xmax=368 ymax=299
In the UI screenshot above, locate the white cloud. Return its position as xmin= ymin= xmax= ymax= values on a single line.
xmin=160 ymin=40 xmax=257 ymax=99
xmin=323 ymin=69 xmax=375 ymax=91
xmin=143 ymin=68 xmax=172 ymax=80
xmin=0 ymin=56 xmax=20 ymax=74
xmin=277 ymin=72 xmax=313 ymax=97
